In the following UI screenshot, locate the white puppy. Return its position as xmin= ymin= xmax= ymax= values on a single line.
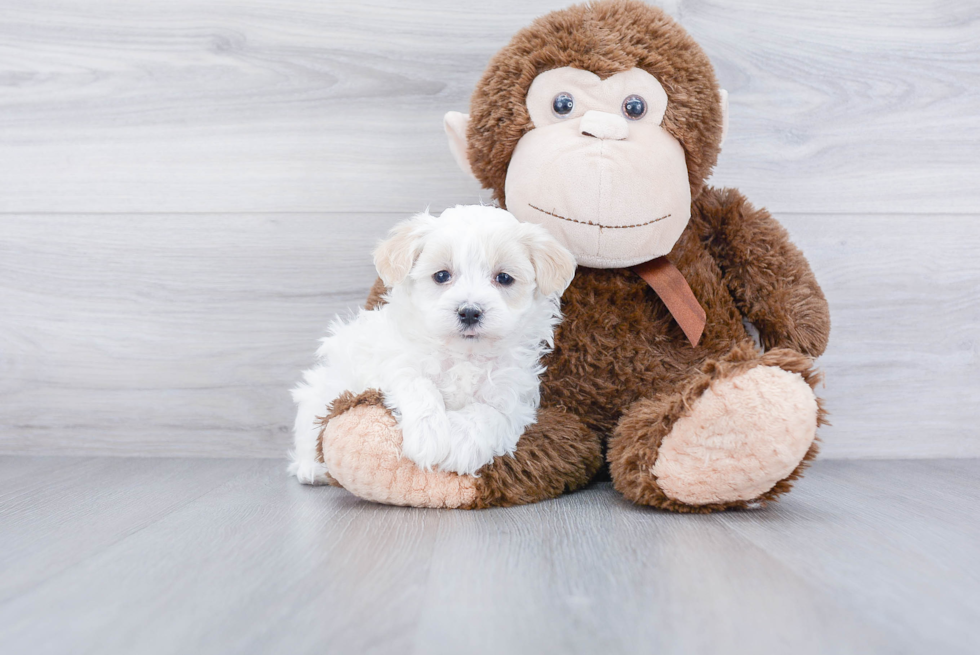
xmin=290 ymin=205 xmax=577 ymax=484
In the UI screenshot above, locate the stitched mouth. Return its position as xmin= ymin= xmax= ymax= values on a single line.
xmin=528 ymin=203 xmax=670 ymax=229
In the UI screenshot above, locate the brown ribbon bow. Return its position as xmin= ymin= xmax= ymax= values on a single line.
xmin=631 ymin=256 xmax=706 ymax=347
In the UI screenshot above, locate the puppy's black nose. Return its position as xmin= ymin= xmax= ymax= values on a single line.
xmin=458 ymin=305 xmax=483 ymax=326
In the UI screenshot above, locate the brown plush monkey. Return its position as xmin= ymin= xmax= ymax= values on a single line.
xmin=319 ymin=0 xmax=830 ymax=512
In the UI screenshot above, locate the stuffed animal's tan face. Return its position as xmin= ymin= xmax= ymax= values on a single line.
xmin=446 ymin=67 xmax=727 ymax=268
xmin=505 ymin=67 xmax=690 ymax=268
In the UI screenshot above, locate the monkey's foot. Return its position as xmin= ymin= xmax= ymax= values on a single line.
xmin=652 ymin=365 xmax=818 ymax=506
xmin=320 ymin=391 xmax=478 ymax=509
xmin=610 ymin=346 xmax=824 ymax=512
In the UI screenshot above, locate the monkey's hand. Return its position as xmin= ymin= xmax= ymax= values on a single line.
xmin=698 ymin=187 xmax=830 ymax=357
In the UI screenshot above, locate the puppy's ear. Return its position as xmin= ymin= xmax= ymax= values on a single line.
xmin=373 ymin=213 xmax=433 ymax=286
xmin=520 ymin=223 xmax=577 ymax=296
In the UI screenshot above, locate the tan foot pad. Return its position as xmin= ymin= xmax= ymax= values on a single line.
xmin=322 ymin=405 xmax=478 ymax=509
xmin=652 ymin=365 xmax=818 ymax=505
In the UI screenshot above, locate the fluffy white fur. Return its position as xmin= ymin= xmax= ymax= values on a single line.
xmin=290 ymin=205 xmax=576 ymax=484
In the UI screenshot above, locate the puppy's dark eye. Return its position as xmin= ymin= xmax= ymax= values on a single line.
xmin=623 ymin=94 xmax=646 ymax=120
xmin=433 ymin=270 xmax=452 ymax=284
xmin=495 ymin=272 xmax=515 ymax=286
xmin=552 ymin=92 xmax=574 ymax=117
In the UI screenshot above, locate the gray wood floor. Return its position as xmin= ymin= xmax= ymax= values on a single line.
xmin=1 ymin=457 xmax=977 ymax=654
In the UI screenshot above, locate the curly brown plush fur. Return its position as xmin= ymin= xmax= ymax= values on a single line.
xmin=329 ymin=1 xmax=830 ymax=512
xmin=539 ymin=188 xmax=829 ymax=434
xmin=467 ymin=406 xmax=604 ymax=509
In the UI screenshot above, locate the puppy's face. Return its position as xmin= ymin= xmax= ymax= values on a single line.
xmin=374 ymin=206 xmax=576 ymax=343
xmin=410 ymin=217 xmax=535 ymax=342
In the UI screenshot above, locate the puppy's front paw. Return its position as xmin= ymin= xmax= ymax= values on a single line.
xmin=437 ymin=410 xmax=502 ymax=476
xmin=399 ymin=412 xmax=454 ymax=472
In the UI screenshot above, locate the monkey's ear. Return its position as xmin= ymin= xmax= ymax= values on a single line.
xmin=443 ymin=111 xmax=477 ymax=180
xmin=520 ymin=223 xmax=577 ymax=297
xmin=719 ymin=89 xmax=729 ymax=148
xmin=373 ymin=213 xmax=433 ymax=287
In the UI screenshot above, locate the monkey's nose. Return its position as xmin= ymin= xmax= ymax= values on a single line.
xmin=457 ymin=305 xmax=483 ymax=326
xmin=580 ymin=110 xmax=629 ymax=140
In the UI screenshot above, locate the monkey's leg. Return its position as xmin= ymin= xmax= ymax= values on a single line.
xmin=466 ymin=404 xmax=603 ymax=509
xmin=320 ymin=390 xmax=602 ymax=509
xmin=607 ymin=343 xmax=825 ymax=513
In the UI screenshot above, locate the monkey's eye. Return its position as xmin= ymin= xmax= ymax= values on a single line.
xmin=622 ymin=94 xmax=647 ymax=120
xmin=552 ymin=92 xmax=574 ymax=117
xmin=433 ymin=270 xmax=452 ymax=284
xmin=495 ymin=272 xmax=515 ymax=286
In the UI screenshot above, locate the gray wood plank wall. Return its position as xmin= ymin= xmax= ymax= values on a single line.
xmin=1 ymin=1 xmax=978 ymax=459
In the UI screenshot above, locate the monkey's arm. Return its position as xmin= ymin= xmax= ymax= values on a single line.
xmin=695 ymin=187 xmax=830 ymax=357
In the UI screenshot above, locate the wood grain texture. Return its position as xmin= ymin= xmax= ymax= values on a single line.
xmin=0 ymin=457 xmax=443 ymax=655
xmin=718 ymin=459 xmax=980 ymax=652
xmin=2 ymin=212 xmax=977 ymax=458
xmin=414 ymin=485 xmax=899 ymax=654
xmin=795 ymin=214 xmax=980 ymax=458
xmin=0 ymin=213 xmax=394 ymax=457
xmin=0 ymin=0 xmax=977 ymax=214
xmin=1 ymin=1 xmax=977 ymax=458
xmin=0 ymin=457 xmax=976 ymax=654
xmin=0 ymin=457 xmax=247 ymax=604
